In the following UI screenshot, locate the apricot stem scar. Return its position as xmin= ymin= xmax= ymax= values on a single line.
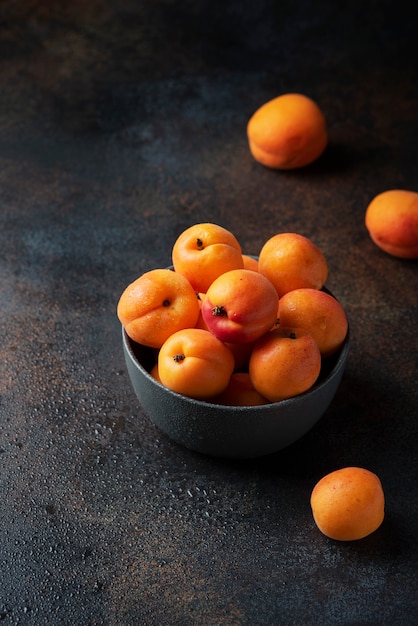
xmin=289 ymin=332 xmax=296 ymax=339
xmin=212 ymin=305 xmax=227 ymax=317
xmin=196 ymin=238 xmax=204 ymax=249
xmin=163 ymin=299 xmax=170 ymax=307
xmin=173 ymin=354 xmax=186 ymax=362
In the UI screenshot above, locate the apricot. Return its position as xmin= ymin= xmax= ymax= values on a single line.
xmin=278 ymin=288 xmax=348 ymax=357
xmin=249 ymin=327 xmax=321 ymax=402
xmin=158 ymin=328 xmax=235 ymax=400
xmin=247 ymin=93 xmax=328 ymax=170
xmin=310 ymin=467 xmax=385 ymax=541
xmin=150 ymin=363 xmax=162 ymax=383
xmin=225 ymin=340 xmax=255 ymax=372
xmin=117 ymin=269 xmax=200 ymax=348
xmin=365 ymin=189 xmax=418 ymax=258
xmin=172 ymin=223 xmax=244 ymax=293
xmin=242 ymin=254 xmax=259 ymax=272
xmin=214 ymin=373 xmax=270 ymax=406
xmin=258 ymin=232 xmax=328 ymax=298
xmin=201 ymin=269 xmax=279 ymax=344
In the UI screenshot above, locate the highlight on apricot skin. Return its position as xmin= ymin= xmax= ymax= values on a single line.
xmin=310 ymin=467 xmax=385 ymax=541
xmin=365 ymin=189 xmax=418 ymax=259
xmin=247 ymin=93 xmax=328 ymax=170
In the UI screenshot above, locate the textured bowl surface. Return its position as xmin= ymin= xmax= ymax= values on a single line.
xmin=122 ymin=306 xmax=350 ymax=459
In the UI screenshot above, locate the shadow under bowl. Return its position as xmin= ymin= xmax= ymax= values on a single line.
xmin=122 ymin=317 xmax=350 ymax=459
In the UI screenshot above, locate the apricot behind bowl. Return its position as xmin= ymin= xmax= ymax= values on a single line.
xmin=247 ymin=93 xmax=328 ymax=170
xmin=122 ymin=315 xmax=350 ymax=459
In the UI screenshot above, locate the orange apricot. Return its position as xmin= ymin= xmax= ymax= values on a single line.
xmin=249 ymin=327 xmax=321 ymax=402
xmin=214 ymin=372 xmax=270 ymax=406
xmin=150 ymin=363 xmax=162 ymax=383
xmin=172 ymin=223 xmax=244 ymax=293
xmin=225 ymin=340 xmax=255 ymax=372
xmin=247 ymin=93 xmax=328 ymax=170
xmin=258 ymin=232 xmax=328 ymax=297
xmin=310 ymin=467 xmax=385 ymax=541
xmin=201 ymin=269 xmax=279 ymax=344
xmin=242 ymin=254 xmax=259 ymax=272
xmin=117 ymin=269 xmax=200 ymax=348
xmin=278 ymin=288 xmax=348 ymax=357
xmin=158 ymin=328 xmax=235 ymax=400
xmin=365 ymin=189 xmax=418 ymax=258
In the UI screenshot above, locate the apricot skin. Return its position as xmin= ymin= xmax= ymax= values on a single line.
xmin=172 ymin=223 xmax=244 ymax=293
xmin=365 ymin=189 xmax=418 ymax=259
xmin=258 ymin=232 xmax=328 ymax=298
xmin=249 ymin=327 xmax=321 ymax=402
xmin=247 ymin=93 xmax=328 ymax=170
xmin=157 ymin=328 xmax=235 ymax=400
xmin=311 ymin=467 xmax=385 ymax=541
xmin=117 ymin=269 xmax=200 ymax=348
xmin=201 ymin=269 xmax=279 ymax=344
xmin=278 ymin=288 xmax=348 ymax=358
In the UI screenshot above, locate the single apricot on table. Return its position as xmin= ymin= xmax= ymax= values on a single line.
xmin=258 ymin=232 xmax=328 ymax=298
xmin=172 ymin=222 xmax=244 ymax=293
xmin=365 ymin=189 xmax=418 ymax=258
xmin=247 ymin=93 xmax=328 ymax=170
xmin=278 ymin=288 xmax=348 ymax=358
xmin=117 ymin=268 xmax=200 ymax=348
xmin=310 ymin=467 xmax=385 ymax=541
xmin=249 ymin=327 xmax=321 ymax=402
xmin=158 ymin=328 xmax=235 ymax=400
xmin=201 ymin=268 xmax=279 ymax=344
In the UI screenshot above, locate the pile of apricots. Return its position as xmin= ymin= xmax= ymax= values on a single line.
xmin=117 ymin=223 xmax=349 ymax=406
xmin=116 ymin=91 xmax=408 ymax=541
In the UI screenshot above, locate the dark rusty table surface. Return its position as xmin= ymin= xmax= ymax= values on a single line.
xmin=1 ymin=1 xmax=417 ymax=624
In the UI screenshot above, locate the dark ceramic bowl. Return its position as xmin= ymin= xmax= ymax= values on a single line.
xmin=122 ymin=305 xmax=350 ymax=459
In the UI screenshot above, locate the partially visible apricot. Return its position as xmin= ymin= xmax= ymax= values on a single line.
xmin=278 ymin=288 xmax=348 ymax=357
xmin=214 ymin=373 xmax=270 ymax=406
xmin=195 ymin=293 xmax=210 ymax=331
xmin=202 ymin=269 xmax=279 ymax=344
xmin=172 ymin=223 xmax=244 ymax=293
xmin=150 ymin=363 xmax=162 ymax=383
xmin=226 ymin=340 xmax=255 ymax=372
xmin=242 ymin=254 xmax=259 ymax=272
xmin=258 ymin=232 xmax=328 ymax=297
xmin=249 ymin=327 xmax=321 ymax=402
xmin=117 ymin=269 xmax=200 ymax=348
xmin=310 ymin=467 xmax=385 ymax=541
xmin=365 ymin=189 xmax=418 ymax=258
xmin=158 ymin=328 xmax=235 ymax=400
xmin=247 ymin=93 xmax=328 ymax=170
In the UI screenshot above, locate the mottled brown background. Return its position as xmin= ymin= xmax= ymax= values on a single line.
xmin=0 ymin=1 xmax=417 ymax=624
